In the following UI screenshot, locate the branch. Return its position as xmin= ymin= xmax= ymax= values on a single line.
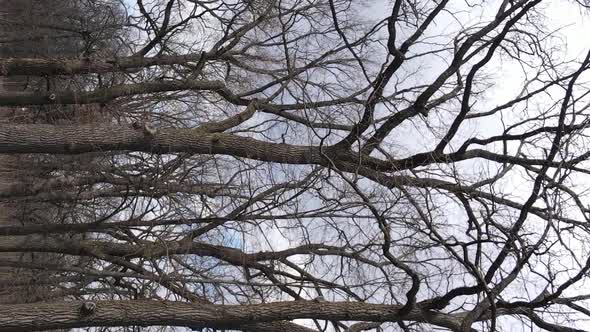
xmin=0 ymin=53 xmax=215 ymax=76
xmin=0 ymin=300 xmax=463 ymax=331
xmin=0 ymin=80 xmax=225 ymax=106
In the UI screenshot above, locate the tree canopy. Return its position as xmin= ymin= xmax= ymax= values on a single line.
xmin=1 ymin=0 xmax=590 ymax=331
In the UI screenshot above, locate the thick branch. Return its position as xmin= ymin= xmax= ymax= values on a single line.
xmin=0 ymin=124 xmax=322 ymax=164
xmin=0 ymin=80 xmax=225 ymax=106
xmin=0 ymin=300 xmax=462 ymax=331
xmin=0 ymin=54 xmax=215 ymax=76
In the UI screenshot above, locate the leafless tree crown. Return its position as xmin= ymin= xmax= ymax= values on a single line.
xmin=0 ymin=0 xmax=590 ymax=331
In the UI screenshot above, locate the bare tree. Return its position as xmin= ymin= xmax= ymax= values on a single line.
xmin=0 ymin=0 xmax=126 ymax=305
xmin=1 ymin=1 xmax=590 ymax=331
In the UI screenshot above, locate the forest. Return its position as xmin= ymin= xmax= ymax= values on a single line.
xmin=0 ymin=0 xmax=590 ymax=331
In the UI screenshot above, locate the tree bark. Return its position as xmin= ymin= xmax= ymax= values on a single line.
xmin=0 ymin=124 xmax=323 ymax=164
xmin=0 ymin=299 xmax=463 ymax=331
xmin=0 ymin=80 xmax=225 ymax=106
xmin=0 ymin=53 xmax=214 ymax=76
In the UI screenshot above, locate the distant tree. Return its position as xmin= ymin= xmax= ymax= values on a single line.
xmin=1 ymin=1 xmax=590 ymax=331
xmin=0 ymin=0 xmax=126 ymax=305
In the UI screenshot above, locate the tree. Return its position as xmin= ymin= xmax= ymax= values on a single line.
xmin=0 ymin=0 xmax=590 ymax=331
xmin=0 ymin=0 xmax=126 ymax=305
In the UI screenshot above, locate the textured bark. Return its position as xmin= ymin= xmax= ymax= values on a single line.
xmin=0 ymin=53 xmax=212 ymax=76
xmin=0 ymin=123 xmax=570 ymax=174
xmin=0 ymin=300 xmax=464 ymax=331
xmin=0 ymin=124 xmax=323 ymax=164
xmin=0 ymin=238 xmax=336 ymax=264
xmin=0 ymin=217 xmax=224 ymax=237
xmin=0 ymin=79 xmax=225 ymax=106
xmin=0 ymin=178 xmax=237 ymax=201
